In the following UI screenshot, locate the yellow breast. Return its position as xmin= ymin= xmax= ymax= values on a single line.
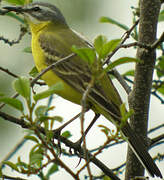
xmin=30 ymin=24 xmax=82 ymax=105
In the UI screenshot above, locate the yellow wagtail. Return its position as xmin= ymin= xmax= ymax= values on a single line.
xmin=3 ymin=2 xmax=162 ymax=178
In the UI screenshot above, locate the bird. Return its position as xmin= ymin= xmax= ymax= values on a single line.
xmin=3 ymin=2 xmax=162 ymax=178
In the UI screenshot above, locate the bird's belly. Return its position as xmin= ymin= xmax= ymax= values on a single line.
xmin=31 ymin=35 xmax=82 ymax=105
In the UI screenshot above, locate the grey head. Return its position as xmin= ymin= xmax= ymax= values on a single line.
xmin=25 ymin=2 xmax=68 ymax=25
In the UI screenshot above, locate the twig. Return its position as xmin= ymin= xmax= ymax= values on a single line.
xmin=111 ymin=69 xmax=131 ymax=94
xmin=80 ymin=78 xmax=95 ymax=180
xmin=1 ymin=175 xmax=28 ymax=180
xmin=151 ymin=32 xmax=164 ymax=50
xmin=0 ymin=110 xmax=120 ymax=180
xmin=0 ymin=66 xmax=18 ymax=78
xmin=150 ymin=134 xmax=164 ymax=146
xmin=30 ymin=53 xmax=75 ymax=87
xmin=0 ymin=26 xmax=27 ymax=46
xmin=104 ymin=19 xmax=139 ymax=64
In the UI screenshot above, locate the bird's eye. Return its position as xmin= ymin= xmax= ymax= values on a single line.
xmin=32 ymin=6 xmax=41 ymax=11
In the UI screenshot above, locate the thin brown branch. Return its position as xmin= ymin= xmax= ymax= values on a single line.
xmin=151 ymin=32 xmax=164 ymax=50
xmin=151 ymin=134 xmax=164 ymax=146
xmin=1 ymin=175 xmax=28 ymax=180
xmin=0 ymin=110 xmax=120 ymax=180
xmin=0 ymin=26 xmax=27 ymax=46
xmin=30 ymin=53 xmax=75 ymax=87
xmin=104 ymin=19 xmax=139 ymax=64
xmin=0 ymin=66 xmax=18 ymax=78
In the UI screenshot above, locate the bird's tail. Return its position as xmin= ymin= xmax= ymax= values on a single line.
xmin=121 ymin=123 xmax=163 ymax=178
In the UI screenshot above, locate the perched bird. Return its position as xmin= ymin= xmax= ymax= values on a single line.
xmin=3 ymin=2 xmax=162 ymax=178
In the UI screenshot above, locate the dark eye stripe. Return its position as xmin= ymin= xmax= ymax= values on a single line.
xmin=32 ymin=6 xmax=41 ymax=11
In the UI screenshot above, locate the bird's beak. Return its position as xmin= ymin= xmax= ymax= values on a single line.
xmin=3 ymin=6 xmax=26 ymax=14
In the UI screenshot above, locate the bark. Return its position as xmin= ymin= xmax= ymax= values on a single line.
xmin=125 ymin=0 xmax=161 ymax=179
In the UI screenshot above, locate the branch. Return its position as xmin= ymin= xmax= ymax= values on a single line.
xmin=104 ymin=19 xmax=139 ymax=64
xmin=0 ymin=26 xmax=27 ymax=46
xmin=0 ymin=110 xmax=120 ymax=180
xmin=126 ymin=0 xmax=161 ymax=178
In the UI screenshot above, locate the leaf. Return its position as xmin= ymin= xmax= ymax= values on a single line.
xmin=158 ymin=10 xmax=164 ymax=22
xmin=50 ymin=116 xmax=63 ymax=129
xmin=105 ymin=57 xmax=141 ymax=71
xmin=3 ymin=0 xmax=25 ymax=5
xmin=156 ymin=56 xmax=164 ymax=78
xmin=29 ymin=66 xmax=39 ymax=77
xmin=51 ymin=116 xmax=63 ymax=122
xmin=123 ymin=70 xmax=135 ymax=77
xmin=3 ymin=161 xmax=19 ymax=172
xmin=13 ymin=77 xmax=30 ymax=100
xmin=61 ymin=131 xmax=72 ymax=138
xmin=46 ymin=164 xmax=58 ymax=178
xmin=23 ymin=47 xmax=32 ymax=53
xmin=30 ymin=153 xmax=43 ymax=165
xmin=101 ymin=39 xmax=121 ymax=59
xmin=0 ymin=97 xmax=23 ymax=111
xmin=94 ymin=36 xmax=120 ymax=59
xmin=34 ymin=82 xmax=63 ymax=101
xmin=24 ymin=135 xmax=39 ymax=143
xmin=100 ymin=16 xmax=129 ymax=31
xmin=35 ymin=105 xmax=48 ymax=118
xmin=120 ymin=104 xmax=134 ymax=127
xmin=72 ymin=45 xmax=96 ymax=65
xmin=157 ymin=84 xmax=164 ymax=95
xmin=94 ymin=35 xmax=107 ymax=55
xmin=29 ymin=145 xmax=43 ymax=166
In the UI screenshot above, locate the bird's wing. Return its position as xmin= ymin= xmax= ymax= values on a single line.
xmin=38 ymin=29 xmax=121 ymax=120
xmin=38 ymin=29 xmax=163 ymax=178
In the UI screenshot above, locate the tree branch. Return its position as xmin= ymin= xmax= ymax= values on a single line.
xmin=0 ymin=110 xmax=120 ymax=180
xmin=125 ymin=0 xmax=161 ymax=179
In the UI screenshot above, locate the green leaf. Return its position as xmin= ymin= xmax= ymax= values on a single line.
xmin=105 ymin=57 xmax=141 ymax=71
xmin=3 ymin=161 xmax=19 ymax=172
xmin=0 ymin=97 xmax=23 ymax=111
xmin=51 ymin=116 xmax=63 ymax=122
xmin=120 ymin=104 xmax=134 ymax=127
xmin=34 ymin=82 xmax=63 ymax=101
xmin=23 ymin=47 xmax=32 ymax=53
xmin=72 ymin=45 xmax=96 ymax=65
xmin=3 ymin=0 xmax=25 ymax=5
xmin=94 ymin=36 xmax=120 ymax=59
xmin=156 ymin=56 xmax=164 ymax=78
xmin=101 ymin=39 xmax=121 ymax=59
xmin=157 ymin=84 xmax=164 ymax=95
xmin=50 ymin=116 xmax=63 ymax=130
xmin=29 ymin=66 xmax=39 ymax=78
xmin=24 ymin=135 xmax=39 ymax=143
xmin=46 ymin=130 xmax=54 ymax=141
xmin=46 ymin=164 xmax=58 ymax=178
xmin=30 ymin=153 xmax=43 ymax=165
xmin=100 ymin=16 xmax=129 ymax=31
xmin=123 ymin=70 xmax=135 ymax=77
xmin=29 ymin=145 xmax=43 ymax=166
xmin=35 ymin=105 xmax=48 ymax=118
xmin=94 ymin=35 xmax=107 ymax=55
xmin=61 ymin=131 xmax=72 ymax=138
xmin=13 ymin=77 xmax=30 ymax=100
xmin=159 ymin=10 xmax=164 ymax=22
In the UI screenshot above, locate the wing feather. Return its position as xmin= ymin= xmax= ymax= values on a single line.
xmin=38 ymin=29 xmax=121 ymax=120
